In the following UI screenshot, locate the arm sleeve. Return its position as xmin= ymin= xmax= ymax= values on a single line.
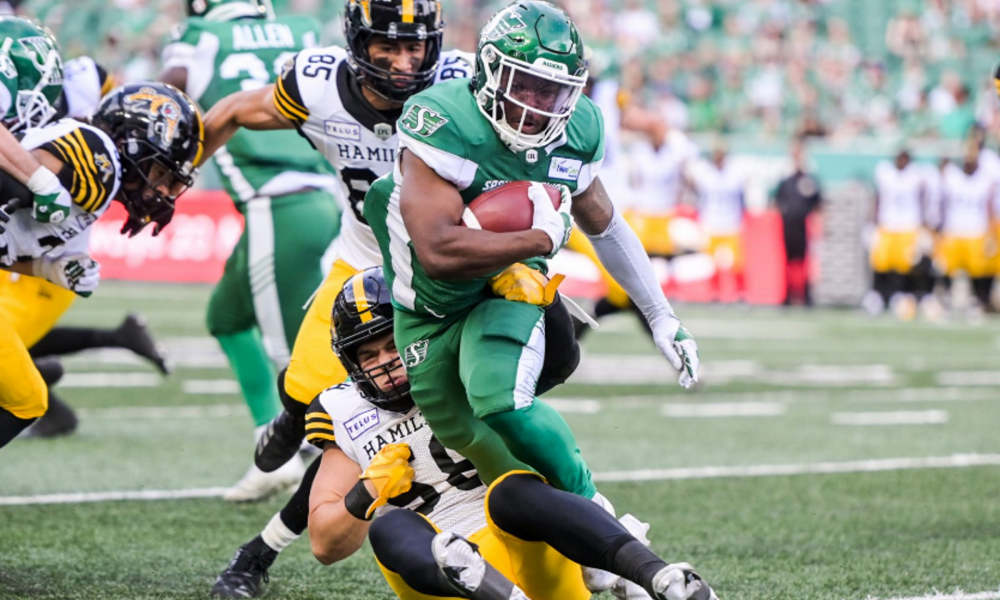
xmin=586 ymin=206 xmax=675 ymax=324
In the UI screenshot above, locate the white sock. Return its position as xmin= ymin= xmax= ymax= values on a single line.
xmin=260 ymin=513 xmax=300 ymax=553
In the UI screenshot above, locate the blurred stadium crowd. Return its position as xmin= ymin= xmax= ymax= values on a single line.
xmin=11 ymin=0 xmax=1000 ymax=142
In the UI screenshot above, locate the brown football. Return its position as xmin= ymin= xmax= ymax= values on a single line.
xmin=461 ymin=181 xmax=561 ymax=232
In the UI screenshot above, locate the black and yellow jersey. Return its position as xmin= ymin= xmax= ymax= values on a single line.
xmin=0 ymin=118 xmax=121 ymax=266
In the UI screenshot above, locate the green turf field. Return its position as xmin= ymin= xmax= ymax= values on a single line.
xmin=2 ymin=281 xmax=999 ymax=600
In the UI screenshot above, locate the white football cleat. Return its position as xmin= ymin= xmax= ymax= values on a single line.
xmin=223 ymin=454 xmax=305 ymax=503
xmin=431 ymin=532 xmax=527 ymax=600
xmin=652 ymin=563 xmax=719 ymax=600
xmin=612 ymin=579 xmax=655 ymax=599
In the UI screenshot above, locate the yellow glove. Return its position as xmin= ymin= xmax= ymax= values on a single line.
xmin=489 ymin=263 xmax=565 ymax=307
xmin=359 ymin=442 xmax=414 ymax=518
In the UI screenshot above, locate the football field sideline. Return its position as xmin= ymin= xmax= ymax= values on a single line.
xmin=4 ymin=453 xmax=999 ymax=506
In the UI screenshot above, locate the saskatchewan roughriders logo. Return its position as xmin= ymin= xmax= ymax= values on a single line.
xmin=400 ymin=104 xmax=448 ymax=138
xmin=403 ymin=340 xmax=429 ymax=368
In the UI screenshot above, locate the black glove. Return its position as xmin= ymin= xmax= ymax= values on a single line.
xmin=119 ymin=215 xmax=148 ymax=238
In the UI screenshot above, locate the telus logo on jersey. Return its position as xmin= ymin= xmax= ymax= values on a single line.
xmin=548 ymin=157 xmax=583 ymax=182
xmin=345 ymin=408 xmax=380 ymax=440
xmin=325 ymin=121 xmax=361 ymax=141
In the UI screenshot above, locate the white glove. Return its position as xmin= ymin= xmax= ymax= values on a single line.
xmin=31 ymin=253 xmax=100 ymax=297
xmin=649 ymin=313 xmax=700 ymax=389
xmin=26 ymin=166 xmax=72 ymax=224
xmin=528 ymin=182 xmax=573 ymax=259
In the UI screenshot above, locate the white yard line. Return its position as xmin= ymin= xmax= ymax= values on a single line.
xmin=5 ymin=455 xmax=999 ymax=505
xmin=77 ymin=405 xmax=245 ymax=419
xmin=831 ymin=410 xmax=949 ymax=426
xmin=936 ymin=371 xmax=1000 ymax=386
xmin=60 ymin=373 xmax=163 ymax=388
xmin=0 ymin=487 xmax=228 ymax=506
xmin=542 ymin=398 xmax=602 ymax=414
xmin=661 ymin=402 xmax=785 ymax=418
xmin=861 ymin=591 xmax=1000 ymax=600
xmin=182 ymin=380 xmax=241 ymax=394
xmin=592 ymin=453 xmax=1000 ymax=482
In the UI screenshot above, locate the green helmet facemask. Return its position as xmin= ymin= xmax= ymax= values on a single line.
xmin=0 ymin=16 xmax=63 ymax=132
xmin=473 ymin=1 xmax=588 ymax=152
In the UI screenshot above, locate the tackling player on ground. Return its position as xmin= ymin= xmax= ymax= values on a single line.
xmin=364 ymin=0 xmax=699 ymax=502
xmin=306 ymin=267 xmax=718 ymax=600
xmin=160 ymin=0 xmax=342 ymax=501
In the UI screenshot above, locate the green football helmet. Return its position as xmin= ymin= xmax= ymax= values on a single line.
xmin=473 ymin=1 xmax=588 ymax=152
xmin=0 ymin=16 xmax=63 ymax=132
xmin=186 ymin=0 xmax=270 ymax=20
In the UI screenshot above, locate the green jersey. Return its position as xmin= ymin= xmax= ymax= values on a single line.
xmin=365 ymin=79 xmax=604 ymax=318
xmin=161 ymin=14 xmax=334 ymax=207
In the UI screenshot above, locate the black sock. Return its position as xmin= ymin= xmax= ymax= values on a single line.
xmin=594 ymin=297 xmax=623 ymax=319
xmin=972 ymin=277 xmax=993 ymax=308
xmin=278 ymin=456 xmax=321 ymax=535
xmin=0 ymin=407 xmax=36 ymax=449
xmin=368 ymin=510 xmax=462 ymax=596
xmin=872 ymin=272 xmax=891 ymax=307
xmin=30 ymin=327 xmax=119 ymax=358
xmin=488 ymin=473 xmax=666 ymax=588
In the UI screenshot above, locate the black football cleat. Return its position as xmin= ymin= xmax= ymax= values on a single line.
xmin=211 ymin=538 xmax=278 ymax=599
xmin=255 ymin=410 xmax=306 ymax=473
xmin=22 ymin=394 xmax=77 ymax=439
xmin=34 ymin=357 xmax=64 ymax=386
xmin=116 ymin=313 xmax=172 ymax=375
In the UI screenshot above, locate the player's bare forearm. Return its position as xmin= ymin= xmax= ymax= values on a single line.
xmin=307 ymin=447 xmax=369 ymax=565
xmin=201 ymin=85 xmax=291 ymax=165
xmin=571 ymin=176 xmax=615 ymax=235
xmin=400 ymin=150 xmax=552 ymax=279
xmin=0 ymin=124 xmax=43 ymax=183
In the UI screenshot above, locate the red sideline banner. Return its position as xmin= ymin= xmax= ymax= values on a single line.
xmin=91 ymin=191 xmax=243 ymax=283
xmin=94 ymin=193 xmax=791 ymax=305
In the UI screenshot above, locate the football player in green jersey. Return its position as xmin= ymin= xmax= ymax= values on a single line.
xmin=365 ymin=0 xmax=699 ymax=510
xmin=0 ymin=16 xmax=76 ymax=227
xmin=159 ymin=0 xmax=341 ymax=501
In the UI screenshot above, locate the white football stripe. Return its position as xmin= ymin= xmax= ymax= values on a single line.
xmin=661 ymin=402 xmax=785 ymax=418
xmin=6 ymin=455 xmax=998 ymax=505
xmin=182 ymin=379 xmax=241 ymax=394
xmin=0 ymin=487 xmax=228 ymax=506
xmin=936 ymin=371 xmax=1000 ymax=386
xmin=60 ymin=373 xmax=162 ymax=388
xmin=77 ymin=405 xmax=245 ymax=419
xmin=593 ymin=454 xmax=1000 ymax=482
xmin=831 ymin=410 xmax=949 ymax=426
xmin=863 ymin=591 xmax=1000 ymax=600
xmin=543 ymin=398 xmax=601 ymax=414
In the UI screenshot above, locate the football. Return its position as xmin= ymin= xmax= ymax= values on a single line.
xmin=461 ymin=181 xmax=562 ymax=232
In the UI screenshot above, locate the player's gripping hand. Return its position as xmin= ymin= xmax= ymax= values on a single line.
xmin=26 ymin=166 xmax=71 ymax=224
xmin=489 ymin=262 xmax=565 ymax=307
xmin=529 ymin=182 xmax=573 ymax=258
xmin=31 ymin=253 xmax=101 ymax=297
xmin=358 ymin=442 xmax=414 ymax=518
xmin=650 ymin=313 xmax=700 ymax=389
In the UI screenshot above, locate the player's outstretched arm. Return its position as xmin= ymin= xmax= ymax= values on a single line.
xmin=0 ymin=125 xmax=72 ymax=223
xmin=307 ymin=445 xmax=370 ymax=565
xmin=400 ymin=150 xmax=553 ymax=279
xmin=572 ymin=176 xmax=700 ymax=388
xmin=200 ymin=85 xmax=292 ymax=166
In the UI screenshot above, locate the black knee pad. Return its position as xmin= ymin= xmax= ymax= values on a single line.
xmin=537 ymin=295 xmax=581 ymax=395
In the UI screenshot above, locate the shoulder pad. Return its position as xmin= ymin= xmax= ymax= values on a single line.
xmin=276 ymin=46 xmax=348 ymax=124
xmin=37 ymin=120 xmax=121 ymax=215
xmin=315 ymin=381 xmax=368 ymax=423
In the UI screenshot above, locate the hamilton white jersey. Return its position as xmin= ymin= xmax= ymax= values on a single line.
xmin=941 ymin=163 xmax=996 ymax=237
xmin=62 ymin=56 xmax=110 ymax=120
xmin=1 ymin=119 xmax=121 ymax=267
xmin=308 ymin=382 xmax=487 ymax=538
xmin=688 ymin=158 xmax=746 ymax=235
xmin=274 ymin=46 xmax=474 ymax=269
xmin=630 ymin=130 xmax=699 ymax=212
xmin=874 ymin=161 xmax=925 ymax=231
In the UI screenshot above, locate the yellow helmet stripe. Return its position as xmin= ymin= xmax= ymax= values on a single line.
xmin=402 ymin=0 xmax=415 ymax=23
xmin=352 ymin=275 xmax=373 ymax=323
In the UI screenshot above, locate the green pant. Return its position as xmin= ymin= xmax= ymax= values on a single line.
xmin=207 ymin=189 xmax=341 ymax=361
xmin=395 ymin=298 xmax=595 ymax=497
xmin=207 ymin=189 xmax=340 ymax=426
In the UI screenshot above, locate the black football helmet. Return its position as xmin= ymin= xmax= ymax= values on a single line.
xmin=91 ymin=82 xmax=203 ymax=235
xmin=344 ymin=0 xmax=443 ymax=103
xmin=332 ymin=267 xmax=412 ymax=412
